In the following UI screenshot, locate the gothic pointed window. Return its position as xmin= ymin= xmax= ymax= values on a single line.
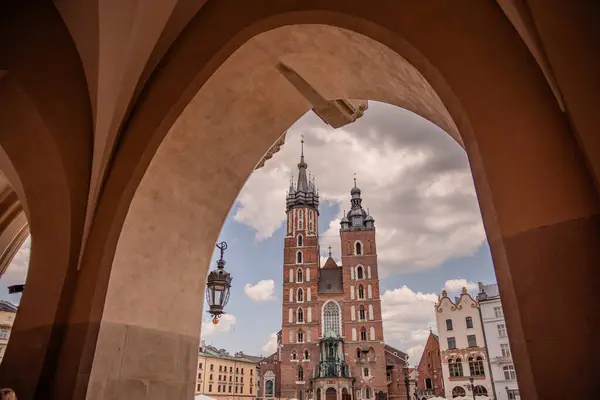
xmin=297 ymin=330 xmax=304 ymax=343
xmin=298 ymin=366 xmax=304 ymax=381
xmin=322 ymin=301 xmax=341 ymax=337
xmin=304 ymin=350 xmax=309 ymax=360
xmin=298 ymin=209 xmax=303 ymax=230
xmin=297 ymin=268 xmax=303 ymax=282
xmin=360 ymin=327 xmax=367 ymax=341
xmin=291 ymin=350 xmax=297 ymax=360
xmin=297 ymin=288 xmax=304 ymax=302
xmin=297 ymin=234 xmax=303 ymax=247
xmin=358 ymin=284 xmax=365 ymax=299
xmin=357 ymin=266 xmax=364 ymax=279
xmin=356 ymin=348 xmax=361 ymax=358
xmin=297 ymin=307 xmax=304 ymax=323
xmin=297 ymin=251 xmax=303 ymax=264
xmin=359 ymin=305 xmax=366 ymax=321
xmin=355 ymin=241 xmax=362 ymax=255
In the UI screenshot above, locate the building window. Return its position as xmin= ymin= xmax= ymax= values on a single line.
xmin=448 ymin=358 xmax=464 ymax=377
xmin=504 ymin=365 xmax=517 ymax=380
xmin=304 ymin=350 xmax=309 ymax=360
xmin=229 ymin=376 xmax=232 ymax=382
xmin=447 ymin=337 xmax=456 ymax=349
xmin=358 ymin=285 xmax=365 ymax=299
xmin=298 ymin=366 xmax=304 ymax=381
xmin=236 ymin=368 xmax=239 ymax=373
xmin=218 ymin=375 xmax=221 ymax=381
xmin=363 ymin=367 xmax=370 ymax=377
xmin=467 ymin=334 xmax=477 ymax=347
xmin=210 ymin=364 xmax=214 ymax=371
xmin=199 ymin=362 xmax=203 ymax=369
xmin=322 ymin=301 xmax=341 ymax=337
xmin=219 ymin=365 xmax=222 ymax=372
xmin=446 ymin=319 xmax=453 ymax=330
xmin=230 ymin=367 xmax=233 ymax=373
xmin=209 ymin=374 xmax=213 ymax=381
xmin=494 ymin=306 xmax=503 ymax=317
xmin=452 ymin=386 xmax=466 ymax=397
xmin=474 ymin=386 xmax=488 ymax=396
xmin=360 ymin=327 xmax=367 ymax=341
xmin=217 ymin=385 xmax=221 ymax=392
xmin=298 ymin=209 xmax=303 ymax=229
xmin=297 ymin=235 xmax=303 ymax=247
xmin=357 ymin=266 xmax=364 ymax=279
xmin=359 ymin=305 xmax=366 ymax=321
xmin=297 ymin=268 xmax=304 ymax=282
xmin=356 ymin=241 xmax=362 ymax=255
xmin=265 ymin=380 xmax=274 ymax=397
xmin=501 ymin=343 xmax=511 ymax=357
xmin=291 ymin=351 xmax=297 ymax=361
xmin=297 ymin=307 xmax=304 ymax=323
xmin=425 ymin=378 xmax=433 ymax=390
xmin=297 ymin=288 xmax=304 ymax=302
xmin=469 ymin=356 xmax=485 ymax=376
xmin=229 ymin=386 xmax=232 ymax=393
xmin=466 ymin=316 xmax=473 ymax=328
xmin=251 ymin=369 xmax=253 ymax=375
xmin=365 ymin=387 xmax=371 ymax=399
xmin=297 ymin=251 xmax=303 ymax=264
xmin=507 ymin=389 xmax=520 ymax=400
xmin=356 ymin=348 xmax=361 ymax=358
xmin=250 ymin=387 xmax=253 ymax=394
xmin=298 ymin=329 xmax=304 ymax=343
xmin=298 ymin=390 xmax=304 ymax=400
xmin=497 ymin=324 xmax=507 ymax=337
xmin=235 ymin=386 xmax=238 ymax=393
xmin=208 ymin=384 xmax=212 ymax=392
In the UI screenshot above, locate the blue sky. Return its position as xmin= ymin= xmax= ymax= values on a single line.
xmin=0 ymin=102 xmax=497 ymax=364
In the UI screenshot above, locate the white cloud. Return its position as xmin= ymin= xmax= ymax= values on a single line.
xmin=444 ymin=279 xmax=477 ymax=293
xmin=406 ymin=345 xmax=425 ymax=366
xmin=244 ymin=280 xmax=277 ymax=302
xmin=381 ymin=285 xmax=438 ymax=364
xmin=261 ymin=332 xmax=278 ymax=355
xmin=201 ymin=314 xmax=237 ymax=338
xmin=232 ymin=102 xmax=486 ymax=275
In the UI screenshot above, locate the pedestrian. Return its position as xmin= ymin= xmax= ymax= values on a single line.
xmin=0 ymin=389 xmax=16 ymax=400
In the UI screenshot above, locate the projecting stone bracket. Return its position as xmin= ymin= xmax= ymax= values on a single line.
xmin=276 ymin=61 xmax=368 ymax=129
xmin=254 ymin=62 xmax=369 ymax=171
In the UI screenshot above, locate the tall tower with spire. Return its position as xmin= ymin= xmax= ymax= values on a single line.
xmin=281 ymin=136 xmax=320 ymax=399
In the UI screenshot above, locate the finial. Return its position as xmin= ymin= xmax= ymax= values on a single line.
xmin=367 ymin=208 xmax=370 ymax=215
xmin=328 ymin=245 xmax=332 ymax=257
xmin=300 ymin=134 xmax=305 ymax=162
xmin=429 ymin=327 xmax=432 ymax=333
xmin=353 ymin=173 xmax=357 ymax=188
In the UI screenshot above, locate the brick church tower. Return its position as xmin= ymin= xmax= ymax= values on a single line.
xmin=277 ymin=140 xmax=389 ymax=400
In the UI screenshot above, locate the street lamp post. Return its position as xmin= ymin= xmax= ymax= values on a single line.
xmin=205 ymin=241 xmax=233 ymax=324
xmin=466 ymin=377 xmax=476 ymax=400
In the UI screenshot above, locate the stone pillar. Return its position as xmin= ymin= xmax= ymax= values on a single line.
xmin=465 ymin=82 xmax=600 ymax=400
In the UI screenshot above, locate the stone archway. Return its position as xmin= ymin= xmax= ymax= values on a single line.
xmin=0 ymin=3 xmax=597 ymax=400
xmin=81 ymin=16 xmax=597 ymax=400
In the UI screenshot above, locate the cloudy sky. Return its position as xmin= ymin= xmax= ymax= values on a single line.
xmin=0 ymin=102 xmax=498 ymax=365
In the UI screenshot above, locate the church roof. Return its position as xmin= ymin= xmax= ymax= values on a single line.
xmin=318 ymin=267 xmax=343 ymax=294
xmin=323 ymin=256 xmax=338 ymax=269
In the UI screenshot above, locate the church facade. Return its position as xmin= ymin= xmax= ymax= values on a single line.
xmin=258 ymin=143 xmax=412 ymax=400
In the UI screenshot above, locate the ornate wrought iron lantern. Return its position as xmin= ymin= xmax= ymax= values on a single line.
xmin=206 ymin=241 xmax=233 ymax=324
